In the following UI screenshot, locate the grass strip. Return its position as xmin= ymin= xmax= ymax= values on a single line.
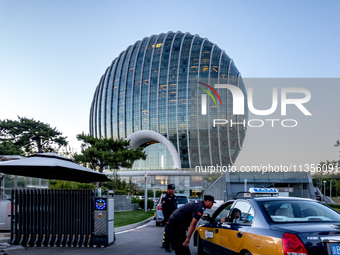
xmin=114 ymin=210 xmax=155 ymax=227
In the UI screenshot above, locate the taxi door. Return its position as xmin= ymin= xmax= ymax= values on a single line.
xmin=200 ymin=225 xmax=223 ymax=253
xmin=219 ymin=222 xmax=250 ymax=253
xmin=198 ymin=201 xmax=234 ymax=254
xmin=218 ymin=200 xmax=253 ymax=253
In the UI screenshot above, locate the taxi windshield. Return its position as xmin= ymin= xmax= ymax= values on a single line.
xmin=260 ymin=200 xmax=340 ymax=223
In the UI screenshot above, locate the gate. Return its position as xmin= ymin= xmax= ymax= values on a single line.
xmin=11 ymin=189 xmax=94 ymax=247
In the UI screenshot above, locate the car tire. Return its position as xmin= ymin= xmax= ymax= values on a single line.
xmin=197 ymin=235 xmax=208 ymax=255
xmin=156 ymin=221 xmax=161 ymax=226
xmin=244 ymin=252 xmax=252 ymax=255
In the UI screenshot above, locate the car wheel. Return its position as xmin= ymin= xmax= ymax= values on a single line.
xmin=244 ymin=252 xmax=252 ymax=255
xmin=156 ymin=221 xmax=161 ymax=226
xmin=197 ymin=235 xmax=207 ymax=255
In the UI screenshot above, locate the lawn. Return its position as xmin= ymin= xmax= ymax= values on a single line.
xmin=114 ymin=210 xmax=155 ymax=227
xmin=331 ymin=197 xmax=340 ymax=204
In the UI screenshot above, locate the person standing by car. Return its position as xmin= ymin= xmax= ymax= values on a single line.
xmin=161 ymin=184 xmax=178 ymax=252
xmin=168 ymin=194 xmax=215 ymax=255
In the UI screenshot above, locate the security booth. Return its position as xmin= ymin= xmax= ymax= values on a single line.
xmin=93 ymin=190 xmax=115 ymax=247
xmin=10 ymin=189 xmax=115 ymax=248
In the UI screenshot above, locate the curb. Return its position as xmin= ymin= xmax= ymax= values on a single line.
xmin=0 ymin=243 xmax=25 ymax=253
xmin=116 ymin=216 xmax=154 ymax=233
xmin=0 ymin=217 xmax=155 ymax=251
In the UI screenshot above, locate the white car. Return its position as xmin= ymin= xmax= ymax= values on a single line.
xmin=155 ymin=194 xmax=189 ymax=226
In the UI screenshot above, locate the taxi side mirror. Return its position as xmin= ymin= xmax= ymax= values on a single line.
xmin=201 ymin=213 xmax=211 ymax=221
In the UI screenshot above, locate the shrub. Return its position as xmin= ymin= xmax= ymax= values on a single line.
xmin=131 ymin=197 xmax=140 ymax=204
xmin=139 ymin=199 xmax=154 ymax=210
xmin=328 ymin=204 xmax=340 ymax=209
xmin=114 ymin=190 xmax=128 ymax=195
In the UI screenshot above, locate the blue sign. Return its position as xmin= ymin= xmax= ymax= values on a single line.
xmin=95 ymin=199 xmax=107 ymax=210
xmin=249 ymin=188 xmax=278 ymax=194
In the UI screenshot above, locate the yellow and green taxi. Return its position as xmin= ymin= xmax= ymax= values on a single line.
xmin=194 ymin=188 xmax=340 ymax=255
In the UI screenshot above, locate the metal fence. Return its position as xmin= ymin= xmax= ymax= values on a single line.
xmin=11 ymin=189 xmax=94 ymax=247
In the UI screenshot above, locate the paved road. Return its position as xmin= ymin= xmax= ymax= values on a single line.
xmin=7 ymin=220 xmax=197 ymax=255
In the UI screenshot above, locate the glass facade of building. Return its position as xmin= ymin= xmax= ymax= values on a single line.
xmin=114 ymin=171 xmax=205 ymax=197
xmin=89 ymin=31 xmax=248 ymax=169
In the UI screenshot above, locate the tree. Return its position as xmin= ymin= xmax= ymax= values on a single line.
xmin=127 ymin=177 xmax=138 ymax=195
xmin=204 ymin=172 xmax=223 ymax=189
xmin=103 ymin=171 xmax=127 ymax=192
xmin=0 ymin=116 xmax=68 ymax=155
xmin=335 ymin=140 xmax=340 ymax=162
xmin=73 ymin=133 xmax=146 ymax=173
xmin=0 ymin=141 xmax=23 ymax=155
xmin=49 ymin=180 xmax=95 ymax=190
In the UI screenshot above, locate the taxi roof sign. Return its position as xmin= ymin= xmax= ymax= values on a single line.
xmin=249 ymin=188 xmax=278 ymax=194
xmin=234 ymin=188 xmax=279 ymax=199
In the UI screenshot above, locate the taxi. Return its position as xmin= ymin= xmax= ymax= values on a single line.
xmin=194 ymin=188 xmax=340 ymax=255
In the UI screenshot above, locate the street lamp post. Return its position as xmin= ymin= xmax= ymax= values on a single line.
xmin=0 ymin=174 xmax=4 ymax=198
xmin=330 ymin=179 xmax=333 ymax=199
xmin=151 ymin=182 xmax=156 ymax=209
xmin=144 ymin=172 xmax=148 ymax=212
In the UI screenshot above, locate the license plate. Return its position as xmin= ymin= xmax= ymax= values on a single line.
xmin=331 ymin=244 xmax=340 ymax=255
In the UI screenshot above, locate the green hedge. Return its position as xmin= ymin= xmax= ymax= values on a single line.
xmin=131 ymin=197 xmax=140 ymax=204
xmin=138 ymin=199 xmax=154 ymax=210
xmin=114 ymin=190 xmax=128 ymax=195
xmin=328 ymin=204 xmax=340 ymax=209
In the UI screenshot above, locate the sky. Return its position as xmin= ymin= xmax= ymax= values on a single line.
xmin=0 ymin=0 xmax=339 ymax=169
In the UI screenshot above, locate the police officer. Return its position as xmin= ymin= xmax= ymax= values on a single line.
xmin=168 ymin=195 xmax=215 ymax=255
xmin=161 ymin=184 xmax=178 ymax=252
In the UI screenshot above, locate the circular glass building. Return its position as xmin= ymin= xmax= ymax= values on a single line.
xmin=90 ymin=31 xmax=248 ymax=170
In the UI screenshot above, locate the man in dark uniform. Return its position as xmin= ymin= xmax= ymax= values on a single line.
xmin=168 ymin=195 xmax=215 ymax=255
xmin=161 ymin=184 xmax=177 ymax=252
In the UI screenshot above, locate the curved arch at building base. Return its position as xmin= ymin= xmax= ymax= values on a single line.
xmin=126 ymin=130 xmax=181 ymax=170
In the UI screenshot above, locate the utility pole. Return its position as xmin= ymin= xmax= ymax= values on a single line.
xmin=144 ymin=172 xmax=148 ymax=212
xmin=0 ymin=174 xmax=4 ymax=198
xmin=330 ymin=179 xmax=333 ymax=199
xmin=153 ymin=183 xmax=156 ymax=209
